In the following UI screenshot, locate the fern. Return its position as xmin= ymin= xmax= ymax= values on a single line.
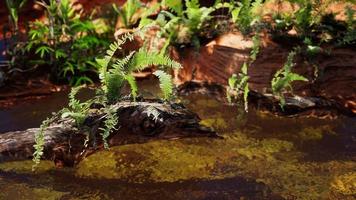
xmin=32 ymin=116 xmax=53 ymax=170
xmin=153 ymin=70 xmax=174 ymax=100
xmin=227 ymin=62 xmax=250 ymax=112
xmin=124 ymin=74 xmax=138 ymax=100
xmin=128 ymin=49 xmax=181 ymax=72
xmin=99 ymin=105 xmax=119 ymax=149
xmin=271 ymin=52 xmax=308 ymax=108
xmin=97 ymin=30 xmax=181 ymax=102
xmin=250 ymin=34 xmax=260 ymax=62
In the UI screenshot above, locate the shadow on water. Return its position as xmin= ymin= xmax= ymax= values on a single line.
xmin=0 ymin=169 xmax=282 ymax=200
xmin=0 ymin=79 xmax=355 ymax=199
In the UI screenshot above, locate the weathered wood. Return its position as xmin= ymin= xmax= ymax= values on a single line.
xmin=0 ymin=100 xmax=218 ymax=166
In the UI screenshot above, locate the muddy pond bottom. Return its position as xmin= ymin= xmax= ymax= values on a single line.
xmin=0 ymin=81 xmax=355 ymax=199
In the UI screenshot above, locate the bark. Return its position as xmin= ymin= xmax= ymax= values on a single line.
xmin=0 ymin=100 xmax=218 ymax=166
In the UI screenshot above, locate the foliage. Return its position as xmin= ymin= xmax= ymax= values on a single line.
xmin=271 ymin=52 xmax=308 ymax=108
xmin=61 ymin=87 xmax=91 ymax=126
xmin=32 ymin=117 xmax=53 ymax=169
xmin=149 ymin=0 xmax=219 ymax=51
xmin=33 ymin=31 xmax=181 ymax=165
xmin=99 ymin=104 xmax=119 ymax=149
xmin=153 ymin=70 xmax=174 ymax=100
xmin=227 ymin=62 xmax=250 ymax=112
xmin=341 ymin=6 xmax=356 ymax=45
xmin=112 ymin=0 xmax=160 ymax=29
xmin=250 ymin=33 xmax=261 ymax=62
xmin=231 ymin=0 xmax=263 ymax=34
xmin=5 ymin=0 xmax=27 ymax=32
xmin=24 ymin=0 xmax=111 ymax=85
xmin=97 ymin=31 xmax=181 ymax=103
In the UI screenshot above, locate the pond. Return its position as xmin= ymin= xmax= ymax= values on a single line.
xmin=0 ymin=79 xmax=355 ymax=199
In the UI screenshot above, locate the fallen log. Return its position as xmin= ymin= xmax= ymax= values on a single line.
xmin=0 ymin=99 xmax=218 ymax=166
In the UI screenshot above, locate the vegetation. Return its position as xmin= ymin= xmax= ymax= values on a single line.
xmin=271 ymin=51 xmax=308 ymax=108
xmin=0 ymin=1 xmax=354 ymax=198
xmin=227 ymin=62 xmax=249 ymax=112
xmin=5 ymin=0 xmax=27 ymax=33
xmin=24 ymin=0 xmax=112 ymax=85
xmin=32 ymin=30 xmax=181 ymax=167
xmin=146 ymin=0 xmax=229 ymax=51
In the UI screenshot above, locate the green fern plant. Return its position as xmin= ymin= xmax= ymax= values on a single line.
xmin=96 ymin=31 xmax=181 ymax=103
xmin=32 ymin=116 xmax=53 ymax=169
xmin=271 ymin=51 xmax=308 ymax=108
xmin=99 ymin=104 xmax=119 ymax=149
xmin=33 ymin=31 xmax=181 ymax=166
xmin=227 ymin=62 xmax=250 ymax=112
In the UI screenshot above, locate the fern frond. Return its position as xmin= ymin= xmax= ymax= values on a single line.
xmin=153 ymin=70 xmax=174 ymax=100
xmin=106 ymin=73 xmax=124 ymax=103
xmin=163 ymin=0 xmax=183 ymax=16
xmin=112 ymin=51 xmax=136 ymax=73
xmin=33 ymin=116 xmax=54 ymax=170
xmin=128 ymin=49 xmax=181 ymax=72
xmin=99 ymin=105 xmax=118 ymax=149
xmin=124 ymin=74 xmax=138 ymax=100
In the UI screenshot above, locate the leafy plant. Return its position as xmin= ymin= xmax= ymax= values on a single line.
xmin=32 ymin=31 xmax=181 ymax=166
xmin=24 ymin=0 xmax=111 ymax=85
xmin=32 ymin=116 xmax=53 ymax=169
xmin=227 ymin=62 xmax=250 ymax=112
xmin=96 ymin=32 xmax=181 ymax=102
xmin=5 ymin=0 xmax=27 ymax=33
xmin=151 ymin=0 xmax=218 ymax=51
xmin=341 ymin=5 xmax=356 ymax=45
xmin=271 ymin=51 xmax=308 ymax=108
xmin=231 ymin=0 xmax=263 ymax=34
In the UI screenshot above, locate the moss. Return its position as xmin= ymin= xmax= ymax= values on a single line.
xmin=298 ymin=125 xmax=335 ymax=141
xmin=0 ymin=182 xmax=66 ymax=200
xmin=199 ymin=117 xmax=228 ymax=130
xmin=331 ymin=172 xmax=356 ymax=195
xmin=76 ymin=131 xmax=355 ymax=199
xmin=0 ymin=160 xmax=55 ymax=174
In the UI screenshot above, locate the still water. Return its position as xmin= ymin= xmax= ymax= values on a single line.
xmin=0 ymin=79 xmax=355 ymax=199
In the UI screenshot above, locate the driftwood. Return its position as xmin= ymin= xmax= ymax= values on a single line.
xmin=177 ymin=81 xmax=356 ymax=117
xmin=0 ymin=99 xmax=218 ymax=166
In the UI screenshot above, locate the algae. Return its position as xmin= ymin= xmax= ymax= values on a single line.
xmin=76 ymin=131 xmax=356 ymax=199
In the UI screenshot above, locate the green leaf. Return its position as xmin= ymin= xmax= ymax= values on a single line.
xmin=153 ymin=70 xmax=174 ymax=100
xmin=55 ymin=49 xmax=67 ymax=59
xmin=35 ymin=46 xmax=54 ymax=58
xmin=124 ymin=74 xmax=138 ymax=100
